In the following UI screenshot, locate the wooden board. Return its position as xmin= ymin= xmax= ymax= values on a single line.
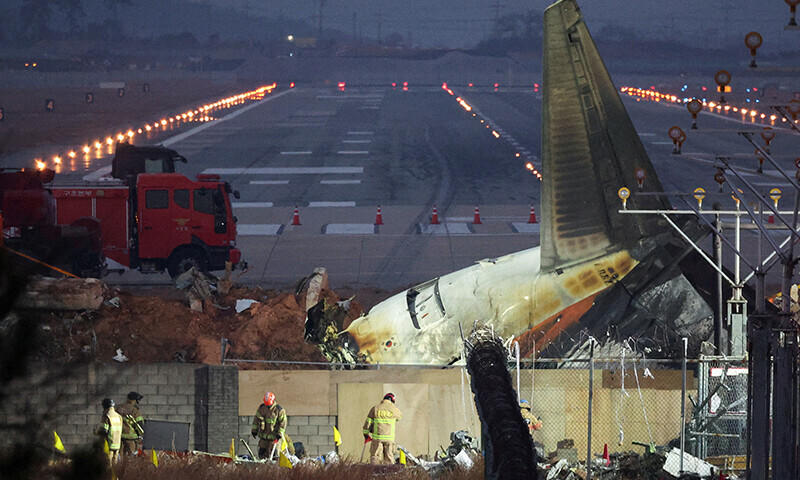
xmin=386 ymin=383 xmax=430 ymax=457
xmin=428 ymin=384 xmax=481 ymax=455
xmin=337 ymin=382 xmax=382 ymax=459
xmin=239 ymin=370 xmax=330 ymax=416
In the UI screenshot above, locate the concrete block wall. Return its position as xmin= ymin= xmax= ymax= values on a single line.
xmin=238 ymin=415 xmax=337 ymax=458
xmin=199 ymin=365 xmax=239 ymax=453
xmin=0 ymin=363 xmax=238 ymax=453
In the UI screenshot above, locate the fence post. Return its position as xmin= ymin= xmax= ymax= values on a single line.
xmin=515 ymin=341 xmax=521 ymax=403
xmin=680 ymin=337 xmax=687 ymax=475
xmin=586 ymin=339 xmax=594 ymax=480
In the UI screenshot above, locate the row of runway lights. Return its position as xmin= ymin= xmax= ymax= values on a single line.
xmin=441 ymin=83 xmax=543 ymax=182
xmin=288 ymin=204 xmax=539 ymax=226
xmin=31 ymin=84 xmax=277 ymax=172
xmin=620 ymin=86 xmax=800 ymax=127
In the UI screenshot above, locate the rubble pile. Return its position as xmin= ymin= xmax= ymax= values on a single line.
xmin=535 ymin=443 xmax=729 ymax=480
xmin=10 ymin=273 xmax=380 ymax=367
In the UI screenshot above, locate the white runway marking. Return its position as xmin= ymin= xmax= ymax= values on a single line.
xmin=418 ymin=223 xmax=473 ymax=235
xmin=276 ymin=122 xmax=325 ymax=127
xmin=348 ymin=131 xmax=374 ymax=135
xmin=317 ymin=95 xmax=384 ymax=99
xmin=321 ymin=180 xmax=361 ymax=185
xmin=639 ymin=133 xmax=656 ymax=136
xmin=309 ymin=201 xmax=357 ymax=207
xmin=342 ymin=140 xmax=372 ymax=144
xmin=250 ymin=180 xmax=290 ymax=185
xmin=337 ymin=150 xmax=369 ymax=154
xmin=233 ymin=202 xmax=274 ymax=208
xmin=203 ymin=167 xmax=363 ymax=175
xmin=281 ymin=151 xmax=313 ymax=155
xmin=511 ymin=223 xmax=541 ymax=234
xmin=324 ymin=224 xmax=376 ymax=234
xmin=650 ymin=141 xmax=674 ymax=145
xmin=238 ymin=224 xmax=284 ymax=235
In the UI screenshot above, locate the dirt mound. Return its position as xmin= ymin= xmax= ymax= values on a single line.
xmin=27 ymin=281 xmax=383 ymax=367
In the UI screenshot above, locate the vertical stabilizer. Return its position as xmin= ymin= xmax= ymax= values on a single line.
xmin=540 ymin=0 xmax=671 ymax=272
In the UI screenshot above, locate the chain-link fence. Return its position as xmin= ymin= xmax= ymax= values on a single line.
xmin=509 ymin=356 xmax=749 ymax=462
xmin=225 ymin=352 xmax=751 ymax=464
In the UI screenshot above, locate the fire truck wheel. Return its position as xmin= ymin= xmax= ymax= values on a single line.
xmin=167 ymin=247 xmax=208 ymax=278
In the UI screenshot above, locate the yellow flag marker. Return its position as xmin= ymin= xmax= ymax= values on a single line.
xmin=103 ymin=439 xmax=110 ymax=454
xmin=53 ymin=431 xmax=66 ymax=453
xmin=333 ymin=426 xmax=342 ymax=446
xmin=278 ymin=450 xmax=293 ymax=468
xmin=399 ymin=449 xmax=406 ymax=466
xmin=281 ymin=436 xmax=288 ymax=452
xmin=151 ymin=448 xmax=158 ymax=467
xmin=229 ymin=438 xmax=235 ymax=459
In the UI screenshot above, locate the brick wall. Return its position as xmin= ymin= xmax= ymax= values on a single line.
xmin=0 ymin=363 xmax=238 ymax=453
xmin=238 ymin=415 xmax=337 ymax=458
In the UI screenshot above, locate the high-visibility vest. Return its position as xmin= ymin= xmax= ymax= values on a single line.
xmin=105 ymin=409 xmax=123 ymax=451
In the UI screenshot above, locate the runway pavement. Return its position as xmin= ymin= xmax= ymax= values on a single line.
xmin=5 ymin=82 xmax=800 ymax=291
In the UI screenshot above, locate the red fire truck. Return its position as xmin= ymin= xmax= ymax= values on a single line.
xmin=1 ymin=144 xmax=244 ymax=278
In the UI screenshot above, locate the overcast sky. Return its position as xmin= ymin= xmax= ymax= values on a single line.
xmin=195 ymin=0 xmax=797 ymax=49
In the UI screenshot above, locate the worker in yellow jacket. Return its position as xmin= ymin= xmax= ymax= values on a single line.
xmin=362 ymin=393 xmax=403 ymax=464
xmin=95 ymin=398 xmax=123 ymax=465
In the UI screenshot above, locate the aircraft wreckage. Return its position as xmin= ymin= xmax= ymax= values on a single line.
xmin=307 ymin=0 xmax=716 ymax=364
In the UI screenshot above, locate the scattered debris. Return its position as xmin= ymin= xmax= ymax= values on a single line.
xmin=397 ymin=429 xmax=479 ymax=476
xmin=175 ymin=267 xmax=214 ymax=313
xmin=112 ymin=348 xmax=128 ymax=362
xmin=217 ymin=261 xmax=234 ymax=295
xmin=301 ymin=267 xmax=329 ymax=310
xmin=16 ymin=277 xmax=105 ymax=311
xmin=235 ymin=299 xmax=259 ymax=313
xmin=662 ymin=448 xmax=717 ymax=478
xmin=104 ymin=296 xmax=121 ymax=308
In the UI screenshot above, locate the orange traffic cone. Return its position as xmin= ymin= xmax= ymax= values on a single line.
xmin=603 ymin=443 xmax=610 ymax=466
xmin=528 ymin=205 xmax=537 ymax=224
xmin=291 ymin=206 xmax=301 ymax=226
xmin=431 ymin=205 xmax=440 ymax=225
xmin=374 ymin=206 xmax=384 ymax=225
xmin=473 ymin=205 xmax=482 ymax=224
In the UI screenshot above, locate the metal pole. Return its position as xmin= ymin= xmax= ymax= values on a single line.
xmin=749 ymin=277 xmax=771 ymax=480
xmin=531 ymin=344 xmax=535 ymax=410
xmin=680 ymin=337 xmax=687 ymax=475
xmin=715 ymin=214 xmax=723 ymax=353
xmin=773 ymin=192 xmax=800 ymax=479
xmin=515 ymin=341 xmax=521 ymax=403
xmin=735 ymin=200 xmax=741 ymax=287
xmin=586 ymin=339 xmax=594 ymax=480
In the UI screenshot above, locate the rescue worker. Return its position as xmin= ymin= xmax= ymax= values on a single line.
xmin=362 ymin=393 xmax=403 ymax=465
xmin=115 ymin=391 xmax=145 ymax=455
xmin=95 ymin=398 xmax=123 ymax=466
xmin=251 ymin=391 xmax=287 ymax=460
xmin=519 ymin=399 xmax=542 ymax=436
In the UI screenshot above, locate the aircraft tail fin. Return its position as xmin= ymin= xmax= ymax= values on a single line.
xmin=540 ymin=0 xmax=671 ymax=272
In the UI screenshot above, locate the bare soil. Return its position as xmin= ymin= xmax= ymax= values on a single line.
xmin=29 ymin=281 xmax=390 ymax=367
